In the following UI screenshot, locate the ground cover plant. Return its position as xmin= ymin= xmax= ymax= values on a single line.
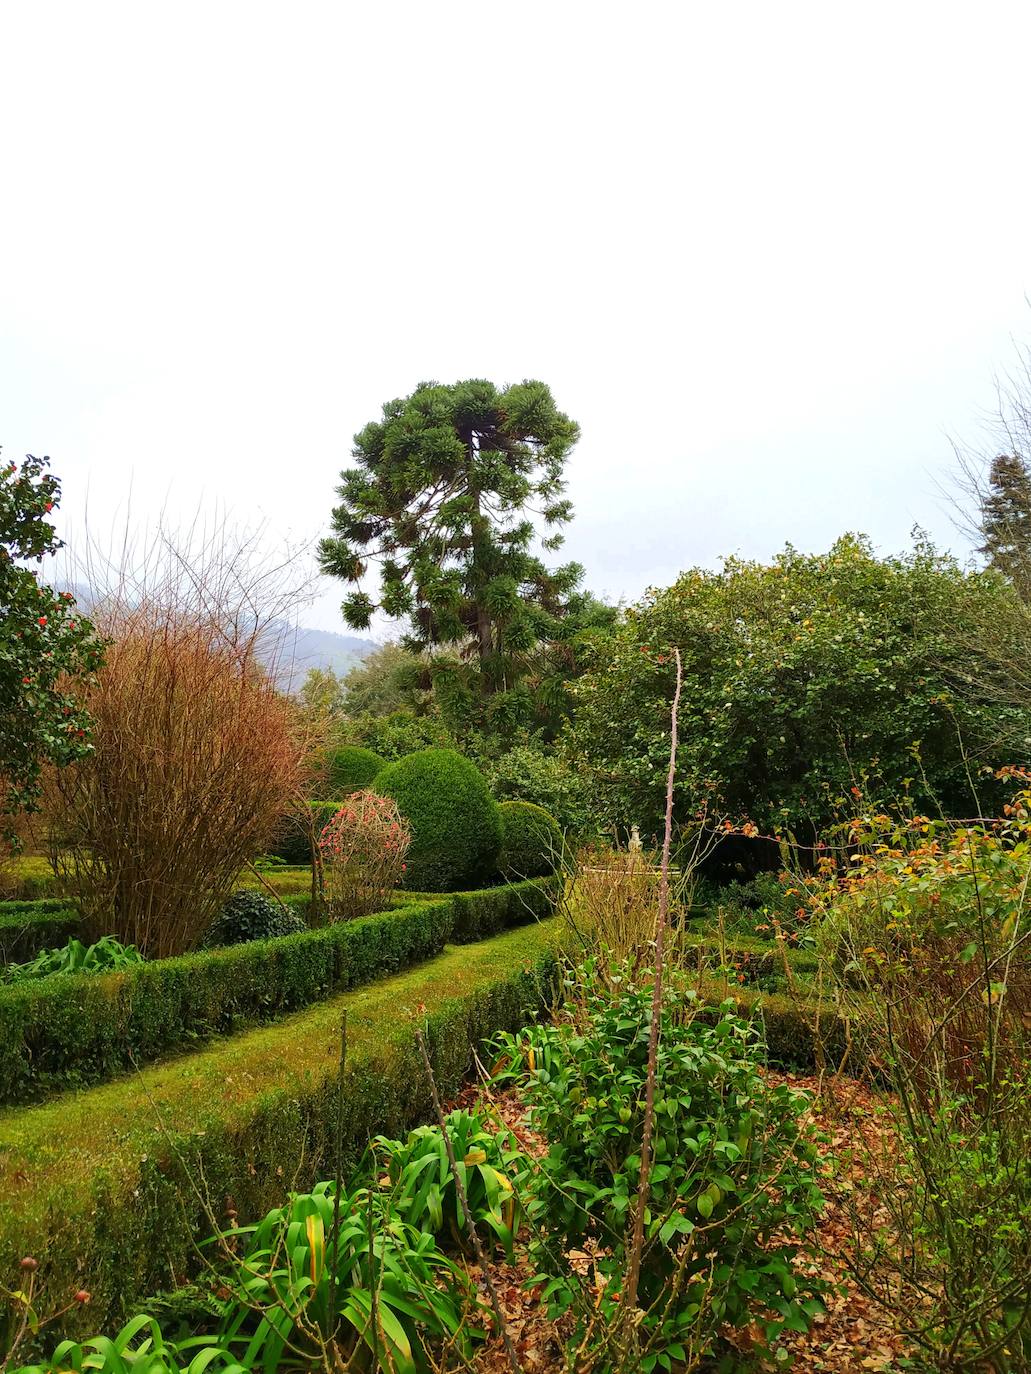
xmin=1 ymin=935 xmax=143 ymax=983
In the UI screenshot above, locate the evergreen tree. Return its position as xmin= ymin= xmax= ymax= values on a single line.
xmin=978 ymin=453 xmax=1031 ymax=599
xmin=319 ymin=379 xmax=583 ymax=701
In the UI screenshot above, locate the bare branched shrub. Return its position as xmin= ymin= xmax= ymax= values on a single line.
xmin=565 ymin=843 xmax=666 ymax=965
xmin=809 ymin=797 xmax=1031 ymax=1367
xmin=47 ymin=521 xmax=320 ymax=957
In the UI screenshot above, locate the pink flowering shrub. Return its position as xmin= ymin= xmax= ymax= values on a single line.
xmin=318 ymin=790 xmax=412 ymax=922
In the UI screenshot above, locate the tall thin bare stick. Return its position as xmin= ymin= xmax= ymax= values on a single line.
xmin=624 ymin=646 xmax=682 ymax=1319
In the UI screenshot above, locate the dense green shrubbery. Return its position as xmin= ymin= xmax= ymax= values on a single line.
xmin=373 ymin=748 xmax=502 ymax=892
xmin=569 ymin=536 xmax=1031 ymax=839
xmin=449 ymin=873 xmax=560 ymax=942
xmin=484 ymin=744 xmax=598 ymax=839
xmin=203 ymin=892 xmax=308 ymax=948
xmin=340 ymin=710 xmax=459 ymax=763
xmin=496 ymin=960 xmax=827 ymax=1369
xmin=322 ymin=744 xmax=385 ymax=796
xmin=0 ymin=878 xmax=559 ymax=1102
xmin=497 ymin=800 xmax=563 ymax=879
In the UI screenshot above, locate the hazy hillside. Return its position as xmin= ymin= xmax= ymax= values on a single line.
xmin=62 ymin=585 xmax=374 ymax=694
xmin=262 ymin=621 xmax=375 ymax=692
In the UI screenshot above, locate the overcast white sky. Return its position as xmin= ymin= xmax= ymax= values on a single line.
xmin=3 ymin=1 xmax=1031 ymax=633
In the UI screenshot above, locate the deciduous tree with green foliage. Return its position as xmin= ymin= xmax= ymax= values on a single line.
xmin=568 ymin=535 xmax=1031 ymax=842
xmin=319 ymin=379 xmax=584 ymax=723
xmin=0 ymin=453 xmax=103 ymax=825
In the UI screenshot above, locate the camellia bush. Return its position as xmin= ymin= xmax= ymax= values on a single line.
xmin=318 ymin=790 xmax=412 ymax=921
xmin=0 ymin=453 xmax=102 ymax=826
xmin=567 ymin=535 xmax=1031 ymax=841
xmin=495 ymin=959 xmax=826 ymax=1370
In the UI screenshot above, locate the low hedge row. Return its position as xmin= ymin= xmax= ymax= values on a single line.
xmin=716 ymin=980 xmax=849 ymax=1071
xmin=0 ymin=919 xmax=564 ymax=1336
xmin=0 ymin=901 xmax=81 ymax=964
xmin=0 ymin=877 xmax=561 ymax=1103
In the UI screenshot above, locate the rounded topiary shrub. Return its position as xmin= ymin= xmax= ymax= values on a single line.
xmin=372 ymin=747 xmax=502 ymax=892
xmin=203 ymin=891 xmax=307 ymax=948
xmin=497 ymin=800 xmax=563 ymax=879
xmin=324 ymin=745 xmax=386 ymax=797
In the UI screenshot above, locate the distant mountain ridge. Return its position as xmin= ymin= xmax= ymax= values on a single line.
xmin=60 ymin=583 xmax=375 ymax=693
xmin=263 ymin=621 xmax=375 ymax=692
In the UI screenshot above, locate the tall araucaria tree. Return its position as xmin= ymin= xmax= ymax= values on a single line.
xmin=319 ymin=379 xmax=584 ymax=703
xmin=0 ymin=452 xmax=104 ymax=823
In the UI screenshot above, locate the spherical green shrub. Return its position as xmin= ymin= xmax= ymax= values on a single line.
xmin=203 ymin=891 xmax=307 ymax=947
xmin=323 ymin=745 xmax=386 ymax=797
xmin=372 ymin=748 xmax=502 ymax=892
xmin=497 ymin=800 xmax=564 ymax=879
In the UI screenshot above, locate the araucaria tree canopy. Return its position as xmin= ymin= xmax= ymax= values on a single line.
xmin=319 ymin=379 xmax=583 ymax=704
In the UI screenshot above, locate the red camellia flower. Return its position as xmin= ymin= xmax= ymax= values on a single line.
xmin=38 ymin=616 xmax=47 ymax=626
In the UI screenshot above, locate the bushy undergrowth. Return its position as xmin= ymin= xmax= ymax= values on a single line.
xmin=7 ymin=1107 xmax=527 ymax=1374
xmin=808 ymin=786 xmax=1031 ymax=1368
xmin=495 ymin=958 xmax=827 ymax=1370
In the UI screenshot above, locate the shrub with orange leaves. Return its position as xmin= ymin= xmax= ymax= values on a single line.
xmin=811 ymin=792 xmax=1031 ymax=1097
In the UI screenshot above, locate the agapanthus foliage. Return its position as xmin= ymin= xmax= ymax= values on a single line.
xmin=318 ymin=789 xmax=412 ymax=921
xmin=0 ymin=452 xmax=103 ymax=825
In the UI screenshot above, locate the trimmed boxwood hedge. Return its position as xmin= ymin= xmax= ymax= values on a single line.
xmin=0 ymin=920 xmax=564 ymax=1335
xmin=497 ymin=800 xmax=563 ymax=879
xmin=373 ymin=748 xmax=502 ymax=891
xmin=0 ymin=900 xmax=81 ymax=965
xmin=0 ymin=877 xmax=560 ymax=1103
